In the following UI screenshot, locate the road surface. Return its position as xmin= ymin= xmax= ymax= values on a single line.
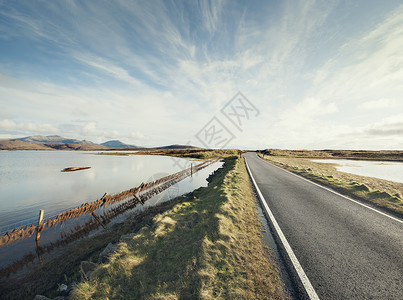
xmin=244 ymin=152 xmax=403 ymax=299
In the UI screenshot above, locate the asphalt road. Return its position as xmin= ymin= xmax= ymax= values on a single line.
xmin=244 ymin=152 xmax=403 ymax=299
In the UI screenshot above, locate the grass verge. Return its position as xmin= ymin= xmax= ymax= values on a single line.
xmin=70 ymin=156 xmax=288 ymax=299
xmin=261 ymin=149 xmax=403 ymax=161
xmin=258 ymin=153 xmax=403 ymax=216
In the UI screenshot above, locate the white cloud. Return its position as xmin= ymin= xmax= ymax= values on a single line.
xmin=327 ymin=113 xmax=403 ymax=149
xmin=81 ymin=122 xmax=98 ymax=136
xmin=0 ymin=119 xmax=59 ymax=133
xmin=364 ymin=113 xmax=403 ymax=137
xmin=73 ymin=54 xmax=145 ymax=88
xmin=366 ymin=123 xmax=403 ymax=137
xmin=358 ymin=98 xmax=400 ymax=110
xmin=311 ymin=4 xmax=403 ymax=104
xmin=129 ymin=131 xmax=145 ymax=140
xmin=1 ymin=1 xmax=403 ymax=150
xmin=276 ymin=97 xmax=338 ymax=128
xmin=199 ymin=0 xmax=225 ymax=35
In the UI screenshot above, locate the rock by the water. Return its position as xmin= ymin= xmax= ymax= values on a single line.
xmin=57 ymin=284 xmax=68 ymax=292
xmin=98 ymin=243 xmax=117 ymax=263
xmin=81 ymin=261 xmax=97 ymax=280
xmin=81 ymin=261 xmax=97 ymax=274
xmin=120 ymin=233 xmax=138 ymax=243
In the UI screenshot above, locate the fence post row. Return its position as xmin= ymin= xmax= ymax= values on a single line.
xmin=0 ymin=157 xmax=221 ymax=248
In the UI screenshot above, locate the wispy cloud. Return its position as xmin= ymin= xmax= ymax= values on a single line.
xmin=311 ymin=4 xmax=403 ymax=103
xmin=73 ymin=53 xmax=145 ymax=88
xmin=358 ymin=98 xmax=401 ymax=110
xmin=199 ymin=0 xmax=225 ymax=35
xmin=0 ymin=1 xmax=402 ymax=149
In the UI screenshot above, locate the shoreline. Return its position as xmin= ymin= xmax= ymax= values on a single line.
xmin=2 ymin=156 xmax=288 ymax=299
xmin=70 ymin=156 xmax=288 ymax=299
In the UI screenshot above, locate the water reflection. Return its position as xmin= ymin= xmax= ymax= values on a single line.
xmin=0 ymin=152 xmax=222 ymax=281
xmin=0 ymin=151 xmax=209 ymax=227
xmin=311 ymin=159 xmax=403 ymax=183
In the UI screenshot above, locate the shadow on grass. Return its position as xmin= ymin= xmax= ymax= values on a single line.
xmin=1 ymin=159 xmax=234 ymax=300
xmin=86 ymin=157 xmax=237 ymax=299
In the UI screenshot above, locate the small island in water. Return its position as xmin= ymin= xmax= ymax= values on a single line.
xmin=61 ymin=166 xmax=91 ymax=172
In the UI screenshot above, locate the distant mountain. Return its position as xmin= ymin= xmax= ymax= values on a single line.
xmin=0 ymin=135 xmax=200 ymax=151
xmin=101 ymin=140 xmax=139 ymax=149
xmin=0 ymin=135 xmax=107 ymax=151
xmin=40 ymin=143 xmax=108 ymax=151
xmin=0 ymin=139 xmax=53 ymax=150
xmin=17 ymin=135 xmax=95 ymax=145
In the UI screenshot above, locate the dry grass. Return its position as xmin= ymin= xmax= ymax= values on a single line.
xmin=99 ymin=149 xmax=240 ymax=159
xmin=70 ymin=157 xmax=288 ymax=299
xmin=259 ymin=154 xmax=403 ymax=216
xmin=262 ymin=149 xmax=403 ymax=161
xmin=1 ymin=200 xmax=187 ymax=299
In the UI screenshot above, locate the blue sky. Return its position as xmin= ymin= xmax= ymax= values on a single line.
xmin=0 ymin=0 xmax=402 ymax=149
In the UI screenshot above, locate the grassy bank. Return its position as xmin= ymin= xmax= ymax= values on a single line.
xmin=1 ymin=199 xmax=191 ymax=299
xmin=99 ymin=149 xmax=240 ymax=159
xmin=261 ymin=149 xmax=403 ymax=162
xmin=258 ymin=153 xmax=403 ymax=216
xmin=70 ymin=156 xmax=287 ymax=299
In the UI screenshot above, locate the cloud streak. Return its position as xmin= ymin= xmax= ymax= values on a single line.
xmin=0 ymin=1 xmax=402 ymax=149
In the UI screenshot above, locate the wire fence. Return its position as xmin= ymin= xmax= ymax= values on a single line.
xmin=0 ymin=158 xmax=220 ymax=248
xmin=0 ymin=202 xmax=85 ymax=235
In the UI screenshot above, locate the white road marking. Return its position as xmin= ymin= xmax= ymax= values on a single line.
xmin=244 ymin=158 xmax=320 ymax=300
xmin=256 ymin=154 xmax=403 ymax=225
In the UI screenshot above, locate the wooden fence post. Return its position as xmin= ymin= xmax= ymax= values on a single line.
xmin=35 ymin=209 xmax=44 ymax=242
xmin=91 ymin=212 xmax=106 ymax=229
xmin=138 ymin=182 xmax=145 ymax=193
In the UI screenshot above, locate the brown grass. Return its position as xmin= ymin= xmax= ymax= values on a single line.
xmin=99 ymin=149 xmax=240 ymax=159
xmin=262 ymin=149 xmax=403 ymax=162
xmin=70 ymin=156 xmax=288 ymax=299
xmin=259 ymin=153 xmax=403 ymax=216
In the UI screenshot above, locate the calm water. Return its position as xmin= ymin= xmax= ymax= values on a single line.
xmin=311 ymin=159 xmax=403 ymax=183
xmin=0 ymin=151 xmax=222 ymax=273
xmin=0 ymin=151 xmax=220 ymax=230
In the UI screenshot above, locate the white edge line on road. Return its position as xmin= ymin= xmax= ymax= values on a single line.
xmin=256 ymin=154 xmax=403 ymax=225
xmin=244 ymin=159 xmax=320 ymax=300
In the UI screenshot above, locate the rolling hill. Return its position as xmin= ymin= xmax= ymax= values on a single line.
xmin=101 ymin=140 xmax=139 ymax=149
xmin=0 ymin=135 xmax=200 ymax=151
xmin=17 ymin=135 xmax=96 ymax=145
xmin=0 ymin=135 xmax=107 ymax=151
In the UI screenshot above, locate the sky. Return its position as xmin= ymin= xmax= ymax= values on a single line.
xmin=0 ymin=0 xmax=402 ymax=150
